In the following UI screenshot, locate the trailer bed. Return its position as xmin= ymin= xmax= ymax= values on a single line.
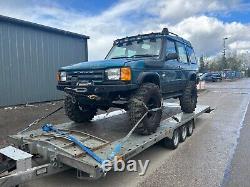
xmin=1 ymin=103 xmax=210 ymax=186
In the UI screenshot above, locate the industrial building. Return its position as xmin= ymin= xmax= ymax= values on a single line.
xmin=0 ymin=15 xmax=89 ymax=106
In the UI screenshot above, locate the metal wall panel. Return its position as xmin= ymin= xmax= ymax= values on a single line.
xmin=0 ymin=20 xmax=88 ymax=106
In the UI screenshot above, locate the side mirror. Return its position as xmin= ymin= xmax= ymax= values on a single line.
xmin=165 ymin=53 xmax=178 ymax=61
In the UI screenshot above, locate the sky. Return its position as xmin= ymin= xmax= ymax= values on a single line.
xmin=0 ymin=0 xmax=250 ymax=60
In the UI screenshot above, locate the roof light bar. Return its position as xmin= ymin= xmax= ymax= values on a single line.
xmin=113 ymin=28 xmax=191 ymax=46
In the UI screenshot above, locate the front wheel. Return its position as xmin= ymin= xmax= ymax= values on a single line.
xmin=64 ymin=95 xmax=97 ymax=123
xmin=128 ymin=83 xmax=162 ymax=135
xmin=179 ymin=81 xmax=197 ymax=113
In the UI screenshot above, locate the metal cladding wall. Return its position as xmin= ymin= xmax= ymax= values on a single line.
xmin=0 ymin=15 xmax=89 ymax=106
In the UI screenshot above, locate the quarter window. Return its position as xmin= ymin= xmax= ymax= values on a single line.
xmin=187 ymin=47 xmax=197 ymax=64
xmin=176 ymin=42 xmax=188 ymax=63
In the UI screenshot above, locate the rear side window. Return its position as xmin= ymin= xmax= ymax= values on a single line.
xmin=166 ymin=39 xmax=177 ymax=54
xmin=187 ymin=47 xmax=197 ymax=64
xmin=176 ymin=42 xmax=188 ymax=63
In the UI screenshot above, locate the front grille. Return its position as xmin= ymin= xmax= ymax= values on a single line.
xmin=67 ymin=70 xmax=104 ymax=82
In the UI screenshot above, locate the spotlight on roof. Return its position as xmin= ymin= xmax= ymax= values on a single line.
xmin=162 ymin=28 xmax=169 ymax=35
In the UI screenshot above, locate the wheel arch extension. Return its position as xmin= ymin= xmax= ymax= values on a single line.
xmin=189 ymin=73 xmax=199 ymax=84
xmin=137 ymin=72 xmax=161 ymax=87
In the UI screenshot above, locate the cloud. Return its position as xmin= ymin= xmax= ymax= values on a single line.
xmin=229 ymin=41 xmax=250 ymax=50
xmin=170 ymin=16 xmax=250 ymax=57
xmin=0 ymin=0 xmax=249 ymax=60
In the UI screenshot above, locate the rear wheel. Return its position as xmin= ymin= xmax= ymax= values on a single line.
xmin=180 ymin=81 xmax=197 ymax=113
xmin=64 ymin=95 xmax=97 ymax=123
xmin=128 ymin=83 xmax=162 ymax=135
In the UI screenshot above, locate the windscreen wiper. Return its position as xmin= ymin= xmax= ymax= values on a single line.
xmin=110 ymin=56 xmax=128 ymax=59
xmin=111 ymin=54 xmax=158 ymax=59
xmin=130 ymin=54 xmax=159 ymax=58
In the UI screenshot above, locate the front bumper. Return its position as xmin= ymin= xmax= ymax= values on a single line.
xmin=57 ymin=83 xmax=138 ymax=96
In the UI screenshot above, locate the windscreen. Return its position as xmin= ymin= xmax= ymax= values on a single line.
xmin=106 ymin=38 xmax=162 ymax=59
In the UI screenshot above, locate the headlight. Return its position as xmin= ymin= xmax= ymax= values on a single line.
xmin=57 ymin=71 xmax=67 ymax=82
xmin=105 ymin=67 xmax=131 ymax=81
xmin=105 ymin=68 xmax=120 ymax=80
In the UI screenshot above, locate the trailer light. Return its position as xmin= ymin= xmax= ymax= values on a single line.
xmin=121 ymin=67 xmax=131 ymax=81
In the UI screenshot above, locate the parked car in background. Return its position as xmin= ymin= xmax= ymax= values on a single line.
xmin=200 ymin=72 xmax=222 ymax=82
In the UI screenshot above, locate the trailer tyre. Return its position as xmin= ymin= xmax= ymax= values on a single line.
xmin=65 ymin=95 xmax=97 ymax=123
xmin=187 ymin=120 xmax=194 ymax=136
xmin=180 ymin=81 xmax=197 ymax=113
xmin=162 ymin=129 xmax=180 ymax=150
xmin=128 ymin=83 xmax=162 ymax=135
xmin=180 ymin=125 xmax=187 ymax=142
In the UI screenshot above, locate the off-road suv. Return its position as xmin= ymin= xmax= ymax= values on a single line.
xmin=57 ymin=28 xmax=198 ymax=135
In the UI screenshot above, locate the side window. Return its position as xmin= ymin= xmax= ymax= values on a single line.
xmin=166 ymin=39 xmax=177 ymax=54
xmin=187 ymin=47 xmax=197 ymax=64
xmin=176 ymin=42 xmax=188 ymax=63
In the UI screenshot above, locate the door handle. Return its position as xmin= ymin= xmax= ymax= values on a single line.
xmin=178 ymin=65 xmax=182 ymax=69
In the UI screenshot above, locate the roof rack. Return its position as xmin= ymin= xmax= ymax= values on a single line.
xmin=114 ymin=28 xmax=191 ymax=46
xmin=162 ymin=28 xmax=179 ymax=37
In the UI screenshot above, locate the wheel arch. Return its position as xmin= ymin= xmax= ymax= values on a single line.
xmin=189 ymin=73 xmax=199 ymax=84
xmin=137 ymin=72 xmax=161 ymax=87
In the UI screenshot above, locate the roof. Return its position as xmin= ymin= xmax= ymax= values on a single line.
xmin=114 ymin=30 xmax=191 ymax=47
xmin=0 ymin=15 xmax=89 ymax=39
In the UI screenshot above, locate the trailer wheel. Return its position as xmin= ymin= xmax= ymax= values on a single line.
xmin=128 ymin=83 xmax=162 ymax=135
xmin=65 ymin=95 xmax=97 ymax=123
xmin=180 ymin=125 xmax=187 ymax=142
xmin=187 ymin=120 xmax=194 ymax=136
xmin=180 ymin=81 xmax=197 ymax=113
xmin=162 ymin=129 xmax=180 ymax=150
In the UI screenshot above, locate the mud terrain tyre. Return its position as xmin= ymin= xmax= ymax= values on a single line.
xmin=64 ymin=95 xmax=97 ymax=123
xmin=128 ymin=83 xmax=162 ymax=135
xmin=180 ymin=81 xmax=197 ymax=113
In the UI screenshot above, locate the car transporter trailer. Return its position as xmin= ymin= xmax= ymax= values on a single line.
xmin=0 ymin=103 xmax=211 ymax=187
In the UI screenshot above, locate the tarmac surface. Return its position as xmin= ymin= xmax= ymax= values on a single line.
xmin=0 ymin=78 xmax=250 ymax=187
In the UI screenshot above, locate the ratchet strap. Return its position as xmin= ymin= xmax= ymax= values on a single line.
xmin=108 ymin=104 xmax=162 ymax=160
xmin=19 ymin=106 xmax=63 ymax=134
xmin=42 ymin=124 xmax=104 ymax=164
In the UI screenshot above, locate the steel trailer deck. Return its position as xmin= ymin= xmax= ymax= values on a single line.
xmin=0 ymin=104 xmax=210 ymax=186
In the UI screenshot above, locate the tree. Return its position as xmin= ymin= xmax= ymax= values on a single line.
xmin=199 ymin=56 xmax=205 ymax=72
xmin=208 ymin=60 xmax=219 ymax=71
xmin=220 ymin=56 xmax=228 ymax=70
xmin=205 ymin=53 xmax=244 ymax=72
xmin=227 ymin=56 xmax=241 ymax=71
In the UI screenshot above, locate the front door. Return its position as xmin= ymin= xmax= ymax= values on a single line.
xmin=175 ymin=41 xmax=190 ymax=90
xmin=162 ymin=39 xmax=182 ymax=93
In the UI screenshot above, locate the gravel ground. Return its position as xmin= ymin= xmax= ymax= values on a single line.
xmin=0 ymin=100 xmax=69 ymax=148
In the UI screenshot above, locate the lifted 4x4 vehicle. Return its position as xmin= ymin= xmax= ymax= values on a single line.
xmin=57 ymin=28 xmax=199 ymax=135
